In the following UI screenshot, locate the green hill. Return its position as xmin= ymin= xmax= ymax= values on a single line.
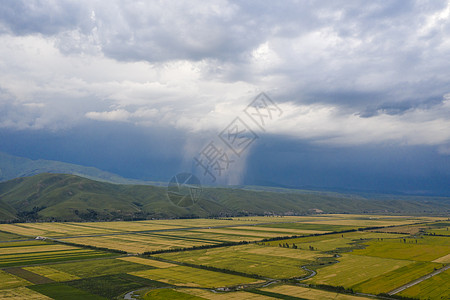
xmin=0 ymin=173 xmax=448 ymax=222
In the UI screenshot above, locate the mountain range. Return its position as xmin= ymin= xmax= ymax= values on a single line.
xmin=0 ymin=173 xmax=448 ymax=222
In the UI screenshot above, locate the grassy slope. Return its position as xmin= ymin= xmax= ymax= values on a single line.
xmin=0 ymin=173 xmax=449 ymax=222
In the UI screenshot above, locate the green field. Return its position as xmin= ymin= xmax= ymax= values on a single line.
xmin=351 ymin=235 xmax=450 ymax=261
xmin=29 ymin=283 xmax=106 ymax=300
xmin=46 ymin=258 xmax=150 ymax=278
xmin=351 ymin=261 xmax=443 ymax=294
xmin=0 ymin=215 xmax=448 ymax=299
xmin=398 ymin=269 xmax=450 ymax=299
xmin=143 ymin=289 xmax=204 ymax=300
xmin=66 ymin=274 xmax=169 ymax=299
xmin=306 ymin=254 xmax=412 ymax=287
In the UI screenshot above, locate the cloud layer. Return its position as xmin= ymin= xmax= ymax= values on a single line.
xmin=1 ymin=0 xmax=450 ymax=151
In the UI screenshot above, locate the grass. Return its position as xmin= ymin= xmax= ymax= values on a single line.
xmin=398 ymin=268 xmax=450 ymax=299
xmin=130 ymin=265 xmax=260 ymax=288
xmin=157 ymin=244 xmax=318 ymax=279
xmin=306 ymin=254 xmax=412 ymax=288
xmin=143 ymin=288 xmax=204 ymax=300
xmin=351 ymin=261 xmax=443 ymax=294
xmin=47 ymin=258 xmax=150 ymax=278
xmin=0 ymin=270 xmax=30 ymax=290
xmin=28 ymin=283 xmax=106 ymax=300
xmin=66 ymin=273 xmax=169 ymax=299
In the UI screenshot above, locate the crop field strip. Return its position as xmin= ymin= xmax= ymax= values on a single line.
xmin=23 ymin=266 xmax=80 ymax=281
xmin=0 ymin=270 xmax=30 ymax=290
xmin=0 ymin=286 xmax=52 ymax=300
xmin=260 ymin=284 xmax=372 ymax=300
xmin=3 ymin=267 xmax=54 ymax=284
xmin=177 ymin=288 xmax=275 ymax=300
xmin=0 ymin=243 xmax=117 ymax=268
xmin=130 ymin=265 xmax=262 ymax=288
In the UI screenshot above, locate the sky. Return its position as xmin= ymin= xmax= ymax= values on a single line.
xmin=0 ymin=0 xmax=450 ymax=195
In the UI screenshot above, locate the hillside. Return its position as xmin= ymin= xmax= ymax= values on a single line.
xmin=0 ymin=173 xmax=449 ymax=222
xmin=0 ymin=152 xmax=151 ymax=185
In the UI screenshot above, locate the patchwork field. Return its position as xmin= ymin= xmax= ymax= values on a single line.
xmin=130 ymin=265 xmax=261 ymax=288
xmin=0 ymin=215 xmax=447 ymax=299
xmin=0 ymin=240 xmax=116 ymax=268
xmin=157 ymin=244 xmax=329 ymax=279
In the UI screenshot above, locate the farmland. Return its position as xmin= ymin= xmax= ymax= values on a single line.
xmin=0 ymin=214 xmax=447 ymax=299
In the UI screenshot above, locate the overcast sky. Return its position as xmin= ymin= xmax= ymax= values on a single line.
xmin=1 ymin=1 xmax=449 ymax=194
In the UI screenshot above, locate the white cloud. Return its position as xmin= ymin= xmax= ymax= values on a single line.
xmin=85 ymin=109 xmax=130 ymax=122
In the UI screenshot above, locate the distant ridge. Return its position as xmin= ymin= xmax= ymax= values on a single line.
xmin=0 ymin=152 xmax=156 ymax=185
xmin=0 ymin=173 xmax=448 ymax=222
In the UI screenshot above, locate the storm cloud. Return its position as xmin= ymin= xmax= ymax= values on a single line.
xmin=1 ymin=1 xmax=449 ymax=193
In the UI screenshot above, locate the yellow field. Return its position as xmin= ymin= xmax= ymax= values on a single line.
xmin=0 ymin=271 xmax=30 ymax=290
xmin=74 ymin=220 xmax=183 ymax=232
xmin=234 ymin=226 xmax=329 ymax=235
xmin=262 ymin=285 xmax=372 ymax=299
xmin=0 ymin=244 xmax=77 ymax=255
xmin=23 ymin=266 xmax=80 ymax=281
xmin=0 ymin=287 xmax=51 ymax=300
xmin=192 ymin=228 xmax=284 ymax=238
xmin=118 ymin=256 xmax=176 ymax=268
xmin=179 ymin=288 xmax=274 ymax=299
xmin=130 ymin=265 xmax=261 ymax=288
xmin=0 ymin=224 xmax=50 ymax=237
xmin=433 ymin=253 xmax=450 ymax=263
xmin=306 ymin=254 xmax=412 ymax=287
xmin=67 ymin=233 xmax=214 ymax=253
